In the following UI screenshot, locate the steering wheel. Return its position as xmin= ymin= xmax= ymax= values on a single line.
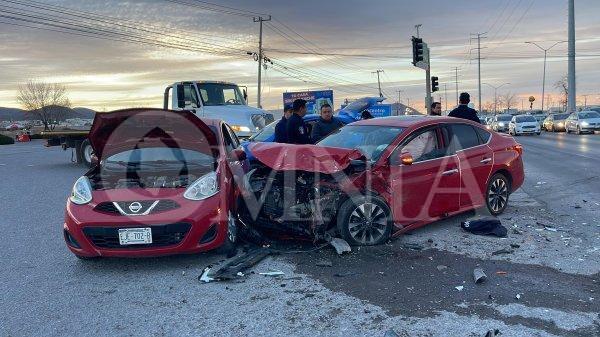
xmin=226 ymin=98 xmax=239 ymax=105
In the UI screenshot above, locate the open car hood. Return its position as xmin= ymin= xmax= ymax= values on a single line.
xmin=249 ymin=143 xmax=363 ymax=174
xmin=88 ymin=108 xmax=218 ymax=159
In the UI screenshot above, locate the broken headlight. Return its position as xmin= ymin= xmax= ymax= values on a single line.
xmin=183 ymin=171 xmax=219 ymax=200
xmin=70 ymin=176 xmax=92 ymax=205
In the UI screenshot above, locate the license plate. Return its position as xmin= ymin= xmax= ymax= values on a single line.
xmin=118 ymin=228 xmax=152 ymax=245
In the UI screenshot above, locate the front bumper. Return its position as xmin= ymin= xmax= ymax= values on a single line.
xmin=515 ymin=128 xmax=540 ymax=134
xmin=63 ymin=193 xmax=230 ymax=258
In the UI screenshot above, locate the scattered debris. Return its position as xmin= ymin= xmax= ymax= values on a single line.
xmin=515 ymin=293 xmax=522 ymax=300
xmin=402 ymin=243 xmax=424 ymax=250
xmin=491 ymin=248 xmax=514 ymax=256
xmin=509 ymin=243 xmax=520 ymax=249
xmin=512 ymin=228 xmax=522 ymax=235
xmin=495 ymin=271 xmax=508 ymax=276
xmin=436 ymin=265 xmax=448 ymax=271
xmin=315 ymin=259 xmax=333 ymax=267
xmin=427 ymin=238 xmax=434 ymax=244
xmin=198 ymin=247 xmax=271 ymax=283
xmin=485 ymin=329 xmax=501 ymax=337
xmin=455 ymin=285 xmax=464 ymax=291
xmin=333 ymin=271 xmax=359 ymax=277
xmin=384 ymin=328 xmax=400 ymax=337
xmin=461 ymin=218 xmax=507 ymax=237
xmin=544 ymin=226 xmax=558 ymax=232
xmin=473 ymin=268 xmax=487 ymax=284
xmin=329 ymin=238 xmax=351 ymax=255
xmin=258 ymin=270 xmax=285 ymax=277
xmin=574 ymin=205 xmax=582 ymax=209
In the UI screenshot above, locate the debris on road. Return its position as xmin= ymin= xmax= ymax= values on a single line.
xmin=510 ymin=243 xmax=520 ymax=248
xmin=258 ymin=270 xmax=285 ymax=277
xmin=402 ymin=243 xmax=424 ymax=250
xmin=384 ymin=328 xmax=400 ymax=337
xmin=455 ymin=285 xmax=464 ymax=291
xmin=491 ymin=248 xmax=514 ymax=256
xmin=199 ymin=247 xmax=271 ymax=283
xmin=461 ymin=218 xmax=507 ymax=237
xmin=544 ymin=226 xmax=558 ymax=232
xmin=495 ymin=271 xmax=508 ymax=276
xmin=473 ymin=268 xmax=487 ymax=284
xmin=329 ymin=238 xmax=351 ymax=255
xmin=484 ymin=329 xmax=501 ymax=337
xmin=515 ymin=293 xmax=522 ymax=300
xmin=333 ymin=271 xmax=359 ymax=277
xmin=436 ymin=265 xmax=448 ymax=271
xmin=315 ymin=259 xmax=333 ymax=267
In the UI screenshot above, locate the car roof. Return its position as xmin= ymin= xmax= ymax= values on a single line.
xmin=350 ymin=115 xmax=466 ymax=128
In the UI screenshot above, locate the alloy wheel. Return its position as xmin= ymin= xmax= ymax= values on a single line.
xmin=347 ymin=202 xmax=388 ymax=245
xmin=488 ymin=178 xmax=509 ymax=213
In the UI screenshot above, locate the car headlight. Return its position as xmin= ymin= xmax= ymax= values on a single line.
xmin=184 ymin=171 xmax=219 ymax=200
xmin=499 ymin=122 xmax=505 ymax=126
xmin=70 ymin=176 xmax=92 ymax=205
xmin=581 ymin=121 xmax=589 ymax=126
xmin=231 ymin=125 xmax=251 ymax=133
xmin=557 ymin=122 xmax=564 ymax=127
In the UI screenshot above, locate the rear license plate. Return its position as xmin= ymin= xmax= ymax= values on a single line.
xmin=118 ymin=228 xmax=152 ymax=245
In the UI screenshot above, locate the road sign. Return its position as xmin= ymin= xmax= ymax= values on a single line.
xmin=367 ymin=104 xmax=392 ymax=117
xmin=283 ymin=90 xmax=334 ymax=115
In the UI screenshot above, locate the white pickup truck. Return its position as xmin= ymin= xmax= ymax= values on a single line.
xmin=163 ymin=81 xmax=274 ymax=139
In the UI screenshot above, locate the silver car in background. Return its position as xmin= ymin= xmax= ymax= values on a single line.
xmin=491 ymin=114 xmax=513 ymax=133
xmin=565 ymin=111 xmax=600 ymax=134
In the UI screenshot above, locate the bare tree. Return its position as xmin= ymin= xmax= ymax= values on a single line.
xmin=499 ymin=92 xmax=517 ymax=112
xmin=554 ymin=76 xmax=568 ymax=111
xmin=17 ymin=80 xmax=71 ymax=130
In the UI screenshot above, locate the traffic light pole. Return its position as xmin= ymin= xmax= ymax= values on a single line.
xmin=425 ymin=47 xmax=432 ymax=115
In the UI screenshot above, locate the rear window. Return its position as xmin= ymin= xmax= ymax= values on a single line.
xmin=446 ymin=124 xmax=480 ymax=153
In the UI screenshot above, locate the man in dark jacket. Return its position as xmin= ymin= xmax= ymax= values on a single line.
xmin=274 ymin=104 xmax=292 ymax=143
xmin=286 ymin=99 xmax=310 ymax=144
xmin=311 ymin=103 xmax=343 ymax=143
xmin=448 ymin=92 xmax=481 ymax=123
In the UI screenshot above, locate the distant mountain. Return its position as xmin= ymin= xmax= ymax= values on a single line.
xmin=0 ymin=106 xmax=96 ymax=121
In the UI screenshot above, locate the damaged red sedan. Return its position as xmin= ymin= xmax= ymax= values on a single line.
xmin=244 ymin=116 xmax=524 ymax=246
xmin=63 ymin=108 xmax=247 ymax=258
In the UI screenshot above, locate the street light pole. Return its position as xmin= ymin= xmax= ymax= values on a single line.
xmin=525 ymin=41 xmax=565 ymax=112
xmin=483 ymin=82 xmax=510 ymax=114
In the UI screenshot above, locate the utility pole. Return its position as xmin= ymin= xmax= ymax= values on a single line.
xmin=484 ymin=82 xmax=510 ymax=114
xmin=471 ymin=33 xmax=487 ymax=112
xmin=425 ymin=49 xmax=432 ymax=114
xmin=525 ymin=41 xmax=565 ymax=112
xmin=453 ymin=67 xmax=460 ymax=106
xmin=372 ymin=69 xmax=384 ymax=97
xmin=582 ymin=94 xmax=588 ymax=108
xmin=567 ymin=0 xmax=576 ymax=112
xmin=396 ymin=90 xmax=403 ymax=116
xmin=444 ymin=83 xmax=448 ymax=112
xmin=254 ymin=15 xmax=271 ymax=108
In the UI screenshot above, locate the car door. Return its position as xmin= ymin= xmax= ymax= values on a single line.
xmin=443 ymin=123 xmax=494 ymax=209
xmin=221 ymin=124 xmax=247 ymax=199
xmin=389 ymin=126 xmax=460 ymax=224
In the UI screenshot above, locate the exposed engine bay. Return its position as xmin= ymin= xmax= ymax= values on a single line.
xmin=88 ymin=166 xmax=212 ymax=190
xmin=242 ymin=166 xmax=346 ymax=238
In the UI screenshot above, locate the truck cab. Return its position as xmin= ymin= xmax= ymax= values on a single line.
xmin=164 ymin=81 xmax=274 ymax=139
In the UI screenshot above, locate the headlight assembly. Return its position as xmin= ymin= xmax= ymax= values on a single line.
xmin=70 ymin=176 xmax=92 ymax=205
xmin=184 ymin=171 xmax=219 ymax=200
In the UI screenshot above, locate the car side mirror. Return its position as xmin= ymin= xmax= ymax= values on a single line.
xmin=230 ymin=148 xmax=246 ymax=162
xmin=398 ymin=152 xmax=413 ymax=166
xmin=243 ymin=88 xmax=248 ymax=101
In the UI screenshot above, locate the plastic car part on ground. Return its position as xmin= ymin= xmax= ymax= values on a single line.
xmin=461 ymin=218 xmax=508 ymax=237
xmin=199 ymin=247 xmax=272 ymax=283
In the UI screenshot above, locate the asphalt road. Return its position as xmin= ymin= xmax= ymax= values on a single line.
xmin=0 ymin=134 xmax=598 ymax=337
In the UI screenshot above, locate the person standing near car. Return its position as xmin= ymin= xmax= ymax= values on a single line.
xmin=274 ymin=104 xmax=293 ymax=143
xmin=286 ymin=99 xmax=310 ymax=144
xmin=448 ymin=93 xmax=481 ymax=123
xmin=311 ymin=103 xmax=343 ymax=143
xmin=431 ymin=102 xmax=442 ymax=116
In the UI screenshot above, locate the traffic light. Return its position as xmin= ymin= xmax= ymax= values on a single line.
xmin=431 ymin=76 xmax=439 ymax=92
xmin=412 ymin=36 xmax=424 ymax=66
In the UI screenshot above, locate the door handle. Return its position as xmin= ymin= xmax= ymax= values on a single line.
xmin=480 ymin=158 xmax=492 ymax=164
xmin=442 ymin=168 xmax=458 ymax=176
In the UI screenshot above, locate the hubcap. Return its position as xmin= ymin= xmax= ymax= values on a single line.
xmin=227 ymin=211 xmax=237 ymax=243
xmin=83 ymin=144 xmax=93 ymax=164
xmin=348 ymin=202 xmax=387 ymax=244
xmin=488 ymin=178 xmax=508 ymax=213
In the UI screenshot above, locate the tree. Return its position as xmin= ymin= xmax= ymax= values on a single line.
xmin=554 ymin=76 xmax=568 ymax=111
xmin=499 ymin=92 xmax=517 ymax=111
xmin=17 ymin=80 xmax=71 ymax=130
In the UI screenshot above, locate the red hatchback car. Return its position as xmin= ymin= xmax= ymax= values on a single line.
xmin=245 ymin=116 xmax=524 ymax=246
xmin=63 ymin=108 xmax=247 ymax=259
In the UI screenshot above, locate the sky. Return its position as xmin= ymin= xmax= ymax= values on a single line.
xmin=0 ymin=0 xmax=599 ymax=112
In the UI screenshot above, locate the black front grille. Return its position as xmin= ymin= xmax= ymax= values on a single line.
xmin=94 ymin=200 xmax=180 ymax=215
xmin=83 ymin=222 xmax=191 ymax=249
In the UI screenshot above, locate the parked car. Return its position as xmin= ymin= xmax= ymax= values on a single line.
xmin=63 ymin=108 xmax=248 ymax=259
xmin=565 ymin=111 xmax=600 ymax=134
xmin=491 ymin=114 xmax=513 ymax=133
xmin=542 ymin=113 xmax=570 ymax=132
xmin=244 ymin=116 xmax=524 ymax=246
xmin=509 ymin=115 xmax=541 ymax=136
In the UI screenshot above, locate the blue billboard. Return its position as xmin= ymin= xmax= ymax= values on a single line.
xmin=367 ymin=104 xmax=392 ymax=117
xmin=283 ymin=90 xmax=334 ymax=115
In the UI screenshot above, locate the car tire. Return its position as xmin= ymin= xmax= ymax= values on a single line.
xmin=78 ymin=139 xmax=93 ymax=167
xmin=337 ymin=195 xmax=393 ymax=246
xmin=576 ymin=126 xmax=582 ymax=135
xmin=536 ymin=132 xmax=541 ymax=135
xmin=485 ymin=173 xmax=510 ymax=216
xmin=549 ymin=125 xmax=554 ymax=132
xmin=218 ymin=210 xmax=238 ymax=255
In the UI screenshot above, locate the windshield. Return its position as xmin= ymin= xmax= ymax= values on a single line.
xmin=579 ymin=111 xmax=600 ymax=119
xmin=318 ymin=125 xmax=404 ymax=161
xmin=250 ymin=121 xmax=276 ymax=142
xmin=554 ymin=113 xmax=570 ymax=120
xmin=497 ymin=115 xmax=512 ymax=122
xmin=196 ymin=83 xmax=246 ymax=106
xmin=515 ymin=116 xmax=537 ymax=123
xmin=103 ymin=148 xmax=216 ymax=168
xmin=341 ymin=98 xmax=369 ymax=113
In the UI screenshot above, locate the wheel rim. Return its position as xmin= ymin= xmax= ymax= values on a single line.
xmin=83 ymin=144 xmax=93 ymax=164
xmin=488 ymin=178 xmax=509 ymax=213
xmin=348 ymin=202 xmax=388 ymax=244
xmin=227 ymin=211 xmax=237 ymax=243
